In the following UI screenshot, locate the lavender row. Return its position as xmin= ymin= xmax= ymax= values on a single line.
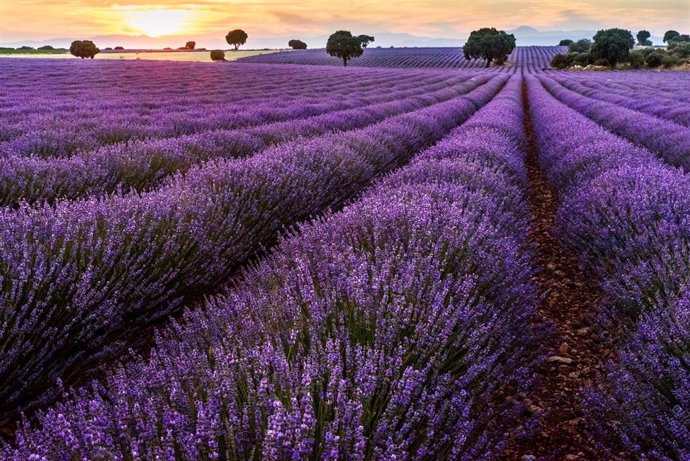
xmin=0 ymin=74 xmax=488 ymax=207
xmin=0 ymin=65 xmax=453 ymax=157
xmin=0 ymin=75 xmax=507 ymax=423
xmin=3 ymin=75 xmax=541 ymax=461
xmin=0 ymin=60 xmax=432 ymax=126
xmin=527 ymin=76 xmax=690 ymax=458
xmin=538 ymin=75 xmax=690 ymax=171
xmin=239 ymin=46 xmax=564 ymax=71
xmin=546 ymin=72 xmax=690 ymax=127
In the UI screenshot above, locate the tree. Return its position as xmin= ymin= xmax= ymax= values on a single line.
xmin=358 ymin=35 xmax=375 ymax=48
xmin=210 ymin=50 xmax=226 ymax=61
xmin=591 ymin=28 xmax=634 ymax=66
xmin=326 ymin=30 xmax=373 ymax=66
xmin=186 ymin=41 xmax=196 ymax=50
xmin=114 ymin=46 xmax=124 ymax=50
xmin=38 ymin=45 xmax=54 ymax=50
xmin=288 ymin=39 xmax=308 ymax=50
xmin=636 ymin=30 xmax=652 ymax=46
xmin=568 ymin=39 xmax=592 ymax=53
xmin=69 ymin=40 xmax=100 ymax=59
xmin=226 ymin=29 xmax=248 ymax=50
xmin=558 ymin=39 xmax=574 ymax=47
xmin=462 ymin=27 xmax=516 ymax=67
xmin=663 ymin=30 xmax=680 ymax=43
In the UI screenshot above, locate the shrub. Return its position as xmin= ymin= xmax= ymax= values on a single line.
xmin=570 ymin=52 xmax=591 ymax=67
xmin=662 ymin=53 xmax=681 ymax=68
xmin=185 ymin=41 xmax=196 ymax=50
xmin=628 ymin=50 xmax=645 ymax=68
xmin=37 ymin=45 xmax=54 ymax=50
xmin=550 ymin=53 xmax=569 ymax=69
xmin=288 ymin=39 xmax=307 ymax=50
xmin=69 ymin=40 xmax=100 ymax=59
xmin=645 ymin=51 xmax=663 ymax=68
xmin=670 ymin=42 xmax=690 ymax=59
xmin=593 ymin=58 xmax=609 ymax=67
xmin=210 ymin=49 xmax=226 ymax=61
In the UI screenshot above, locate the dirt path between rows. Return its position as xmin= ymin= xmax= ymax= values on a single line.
xmin=502 ymin=80 xmax=629 ymax=460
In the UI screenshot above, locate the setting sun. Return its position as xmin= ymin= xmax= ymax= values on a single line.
xmin=122 ymin=8 xmax=195 ymax=37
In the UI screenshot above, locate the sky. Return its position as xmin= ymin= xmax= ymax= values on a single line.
xmin=1 ymin=0 xmax=688 ymax=48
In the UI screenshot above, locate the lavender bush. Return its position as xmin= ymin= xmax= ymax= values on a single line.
xmin=528 ymin=74 xmax=690 ymax=458
xmin=0 ymin=67 xmax=507 ymax=422
xmin=4 ymin=75 xmax=542 ymax=461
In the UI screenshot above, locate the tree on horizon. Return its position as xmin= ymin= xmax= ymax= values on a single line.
xmin=226 ymin=29 xmax=248 ymax=50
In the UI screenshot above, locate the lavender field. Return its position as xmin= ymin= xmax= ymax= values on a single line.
xmin=0 ymin=45 xmax=689 ymax=460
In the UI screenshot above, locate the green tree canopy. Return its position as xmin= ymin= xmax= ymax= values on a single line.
xmin=288 ymin=39 xmax=308 ymax=50
xmin=462 ymin=27 xmax=516 ymax=67
xmin=326 ymin=31 xmax=373 ymax=66
xmin=558 ymin=39 xmax=574 ymax=47
xmin=226 ymin=29 xmax=248 ymax=50
xmin=358 ymin=35 xmax=375 ymax=48
xmin=663 ymin=30 xmax=680 ymax=43
xmin=568 ymin=39 xmax=592 ymax=53
xmin=636 ymin=30 xmax=652 ymax=46
xmin=69 ymin=40 xmax=100 ymax=59
xmin=591 ymin=28 xmax=634 ymax=66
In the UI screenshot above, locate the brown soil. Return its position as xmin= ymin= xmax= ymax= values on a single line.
xmin=502 ymin=80 xmax=629 ymax=460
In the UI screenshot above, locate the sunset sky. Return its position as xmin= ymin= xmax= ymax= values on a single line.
xmin=1 ymin=0 xmax=688 ymax=48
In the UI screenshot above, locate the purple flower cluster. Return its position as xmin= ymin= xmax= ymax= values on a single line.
xmin=527 ymin=75 xmax=690 ymax=458
xmin=4 ymin=75 xmax=541 ymax=461
xmin=547 ymin=70 xmax=690 ymax=127
xmin=239 ymin=46 xmax=564 ymax=71
xmin=537 ymin=74 xmax=690 ymax=171
xmin=0 ymin=65 xmax=508 ymax=422
xmin=0 ymin=70 xmax=489 ymax=206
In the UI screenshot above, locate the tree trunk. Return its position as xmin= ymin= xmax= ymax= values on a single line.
xmin=486 ymin=57 xmax=492 ymax=67
xmin=343 ymin=57 xmax=348 ymax=67
xmin=234 ymin=45 xmax=239 ymax=51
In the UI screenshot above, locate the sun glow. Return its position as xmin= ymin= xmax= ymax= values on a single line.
xmin=123 ymin=9 xmax=195 ymax=37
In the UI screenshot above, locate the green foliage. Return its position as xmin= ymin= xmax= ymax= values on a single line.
xmin=558 ymin=39 xmax=574 ymax=47
xmin=662 ymin=52 xmax=681 ymax=68
xmin=185 ymin=41 xmax=196 ymax=50
xmin=568 ymin=39 xmax=592 ymax=53
xmin=37 ymin=45 xmax=54 ymax=50
xmin=645 ymin=51 xmax=663 ymax=68
xmin=636 ymin=30 xmax=652 ymax=46
xmin=326 ymin=30 xmax=373 ymax=66
xmin=288 ymin=39 xmax=307 ymax=50
xmin=550 ymin=53 xmax=568 ymax=69
xmin=591 ymin=28 xmax=634 ymax=66
xmin=670 ymin=42 xmax=690 ymax=59
xmin=668 ymin=34 xmax=690 ymax=50
xmin=69 ymin=40 xmax=100 ymax=59
xmin=462 ymin=27 xmax=516 ymax=67
xmin=18 ymin=46 xmax=34 ymax=51
xmin=628 ymin=50 xmax=645 ymax=68
xmin=593 ymin=57 xmax=610 ymax=67
xmin=226 ymin=29 xmax=248 ymax=50
xmin=570 ymin=52 xmax=591 ymax=67
xmin=358 ymin=35 xmax=375 ymax=48
xmin=663 ymin=30 xmax=680 ymax=43
xmin=210 ymin=50 xmax=226 ymax=61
